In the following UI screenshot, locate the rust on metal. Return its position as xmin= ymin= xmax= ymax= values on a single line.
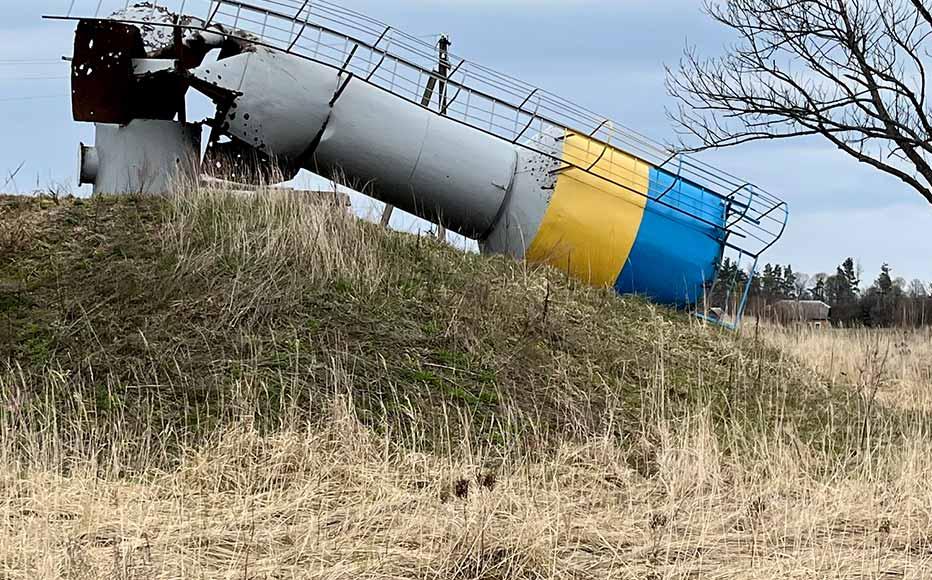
xmin=71 ymin=19 xmax=144 ymax=124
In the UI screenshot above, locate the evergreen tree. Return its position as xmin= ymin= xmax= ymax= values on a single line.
xmin=772 ymin=265 xmax=784 ymax=298
xmin=710 ymin=257 xmax=750 ymax=307
xmin=825 ymin=272 xmax=849 ymax=304
xmin=825 ymin=259 xmax=858 ymax=304
xmin=875 ymin=263 xmax=895 ymax=296
xmin=782 ymin=264 xmax=797 ymax=299
xmin=811 ymin=275 xmax=827 ymax=301
xmin=862 ymin=263 xmax=904 ymax=326
xmin=747 ymin=268 xmax=762 ymax=298
xmin=760 ymin=264 xmax=775 ymax=298
xmin=717 ymin=258 xmax=742 ymax=288
xmin=841 ymin=258 xmax=861 ymax=295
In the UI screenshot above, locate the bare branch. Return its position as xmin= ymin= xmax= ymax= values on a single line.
xmin=669 ymin=0 xmax=932 ymax=205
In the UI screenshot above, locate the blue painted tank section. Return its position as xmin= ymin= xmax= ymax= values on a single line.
xmin=614 ymin=168 xmax=727 ymax=305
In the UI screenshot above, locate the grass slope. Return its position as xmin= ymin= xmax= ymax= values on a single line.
xmin=1 ymin=191 xmax=850 ymax=454
xmin=2 ymin=191 xmax=930 ymax=579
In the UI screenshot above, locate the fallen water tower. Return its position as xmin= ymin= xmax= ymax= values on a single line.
xmin=50 ymin=1 xmax=788 ymax=320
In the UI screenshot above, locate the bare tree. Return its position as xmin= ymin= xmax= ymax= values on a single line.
xmin=794 ymin=271 xmax=812 ymax=298
xmin=667 ymin=0 xmax=932 ymax=205
xmin=908 ymin=277 xmax=929 ymax=296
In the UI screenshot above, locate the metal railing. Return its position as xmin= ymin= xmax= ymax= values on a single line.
xmin=49 ymin=0 xmax=789 ymax=257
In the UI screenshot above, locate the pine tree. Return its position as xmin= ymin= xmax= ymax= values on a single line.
xmin=772 ymin=265 xmax=784 ymax=298
xmin=875 ymin=263 xmax=895 ymax=296
xmin=783 ymin=264 xmax=797 ymax=299
xmin=824 ymin=260 xmax=858 ymax=304
xmin=760 ymin=264 xmax=777 ymax=298
xmin=811 ymin=276 xmax=827 ymax=301
xmin=864 ymin=263 xmax=902 ymax=326
xmin=841 ymin=258 xmax=861 ymax=296
xmin=747 ymin=266 xmax=762 ymax=297
xmin=825 ymin=271 xmax=850 ymax=304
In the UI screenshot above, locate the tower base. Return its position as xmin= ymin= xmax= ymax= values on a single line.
xmin=78 ymin=119 xmax=201 ymax=195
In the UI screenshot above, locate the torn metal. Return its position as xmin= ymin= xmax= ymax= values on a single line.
xmin=59 ymin=1 xmax=788 ymax=315
xmin=69 ymin=3 xmax=285 ymax=194
xmin=69 ymin=2 xmax=523 ymax=239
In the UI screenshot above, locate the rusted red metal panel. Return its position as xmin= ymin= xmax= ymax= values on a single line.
xmin=71 ymin=19 xmax=145 ymax=124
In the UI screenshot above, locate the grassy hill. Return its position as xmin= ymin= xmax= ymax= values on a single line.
xmin=1 ymin=190 xmax=927 ymax=579
xmin=1 ymin=191 xmax=841 ymax=452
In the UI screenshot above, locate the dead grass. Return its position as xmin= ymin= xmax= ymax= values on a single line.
xmin=758 ymin=323 xmax=932 ymax=413
xmin=3 ymin=372 xmax=931 ymax=579
xmin=1 ymin=188 xmax=930 ymax=578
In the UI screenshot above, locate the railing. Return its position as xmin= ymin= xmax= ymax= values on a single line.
xmin=48 ymin=0 xmax=789 ymax=257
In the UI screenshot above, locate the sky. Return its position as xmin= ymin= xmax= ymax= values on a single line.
xmin=2 ymin=0 xmax=931 ymax=285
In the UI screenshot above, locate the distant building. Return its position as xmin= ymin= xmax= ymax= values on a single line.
xmin=772 ymin=300 xmax=831 ymax=327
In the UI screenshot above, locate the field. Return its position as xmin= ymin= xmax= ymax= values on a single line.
xmin=1 ymin=189 xmax=931 ymax=579
xmin=759 ymin=323 xmax=932 ymax=414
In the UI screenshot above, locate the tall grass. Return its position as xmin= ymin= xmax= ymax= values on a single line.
xmin=3 ymin=361 xmax=931 ymax=578
xmin=759 ymin=324 xmax=932 ymax=413
xmin=164 ymin=183 xmax=388 ymax=326
xmin=2 ymin=187 xmax=931 ymax=579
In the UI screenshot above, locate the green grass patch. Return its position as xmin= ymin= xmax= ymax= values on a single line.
xmin=0 ymin=193 xmax=897 ymax=460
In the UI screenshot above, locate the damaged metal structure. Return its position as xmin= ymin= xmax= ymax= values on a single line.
xmin=49 ymin=1 xmax=788 ymax=317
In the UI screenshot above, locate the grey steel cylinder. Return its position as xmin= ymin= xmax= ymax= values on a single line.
xmin=190 ymin=48 xmax=518 ymax=238
xmin=79 ymin=119 xmax=201 ymax=195
xmin=316 ymin=80 xmax=518 ymax=236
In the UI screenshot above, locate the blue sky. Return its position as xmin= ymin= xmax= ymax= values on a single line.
xmin=2 ymin=0 xmax=931 ymax=285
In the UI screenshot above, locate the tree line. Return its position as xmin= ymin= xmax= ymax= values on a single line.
xmin=713 ymin=257 xmax=932 ymax=327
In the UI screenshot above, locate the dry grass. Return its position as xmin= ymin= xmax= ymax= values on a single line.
xmin=758 ymin=323 xmax=932 ymax=413
xmin=2 ymin=188 xmax=931 ymax=578
xmin=3 ymin=369 xmax=932 ymax=579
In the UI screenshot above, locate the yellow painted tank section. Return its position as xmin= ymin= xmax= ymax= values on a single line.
xmin=526 ymin=131 xmax=650 ymax=287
